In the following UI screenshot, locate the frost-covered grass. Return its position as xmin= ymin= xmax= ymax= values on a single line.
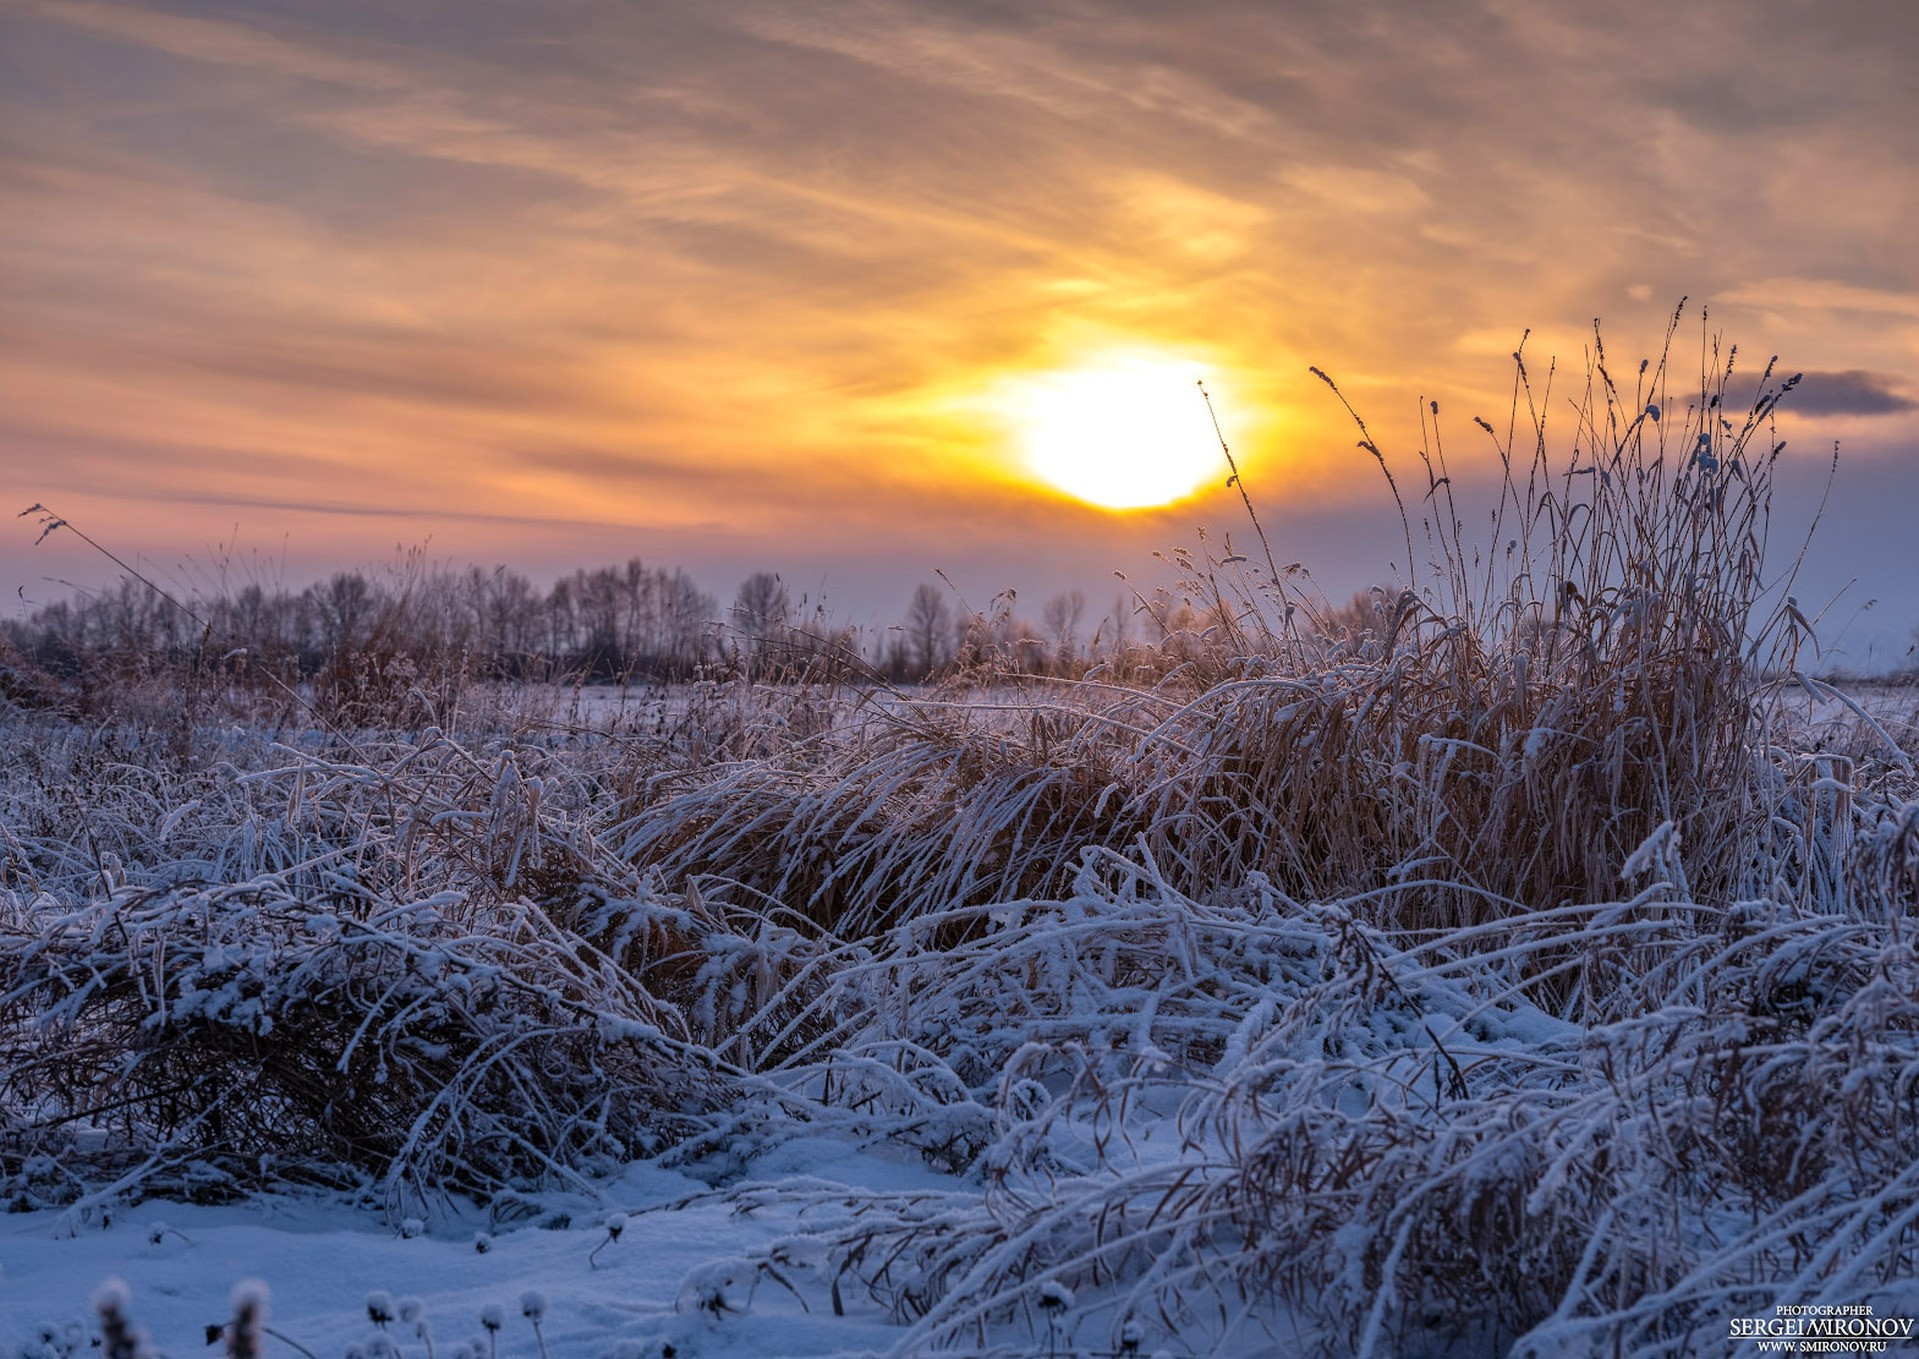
xmin=6 ymin=312 xmax=1919 ymax=1356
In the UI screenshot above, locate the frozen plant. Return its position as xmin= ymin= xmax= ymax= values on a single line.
xmin=226 ymin=1280 xmax=269 ymax=1359
xmin=477 ymin=1305 xmax=505 ymax=1359
xmin=588 ymin=1211 xmax=628 ymax=1269
xmin=396 ymin=1299 xmax=434 ymax=1359
xmin=24 ymin=1322 xmax=89 ymax=1359
xmin=92 ymin=1279 xmax=150 ymax=1359
xmin=676 ymin=1259 xmax=756 ymax=1319
xmin=520 ymin=1292 xmax=550 ymax=1359
xmin=1036 ymin=1280 xmax=1073 ymax=1359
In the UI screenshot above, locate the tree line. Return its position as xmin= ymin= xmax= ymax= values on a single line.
xmin=0 ymin=549 xmax=1488 ymax=726
xmin=5 ymin=561 xmax=723 ymax=684
xmin=0 ymin=558 xmax=1207 ymax=695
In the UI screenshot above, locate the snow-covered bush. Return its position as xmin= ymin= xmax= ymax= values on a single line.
xmin=0 ymin=729 xmax=724 ymax=1217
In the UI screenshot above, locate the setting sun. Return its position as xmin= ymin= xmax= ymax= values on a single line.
xmin=1002 ymin=353 xmax=1230 ymax=510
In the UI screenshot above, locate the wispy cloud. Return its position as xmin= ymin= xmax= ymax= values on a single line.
xmin=21 ymin=0 xmax=411 ymax=89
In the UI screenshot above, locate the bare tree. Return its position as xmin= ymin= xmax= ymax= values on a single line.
xmin=314 ymin=572 xmax=374 ymax=654
xmin=1041 ymin=589 xmax=1086 ymax=670
xmin=659 ymin=569 xmax=716 ymax=674
xmin=734 ymin=572 xmax=790 ymax=637
xmin=1105 ymin=594 xmax=1134 ymax=661
xmin=905 ymin=583 xmax=953 ymax=678
xmin=733 ymin=572 xmax=791 ymax=672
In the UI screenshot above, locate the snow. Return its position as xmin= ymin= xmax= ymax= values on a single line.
xmin=1 ymin=1149 xmax=932 ymax=1359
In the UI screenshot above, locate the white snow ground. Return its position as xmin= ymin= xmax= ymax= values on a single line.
xmin=2 ymin=1142 xmax=952 ymax=1359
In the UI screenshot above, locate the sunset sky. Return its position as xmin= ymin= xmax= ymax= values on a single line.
xmin=4 ymin=0 xmax=1917 ymax=661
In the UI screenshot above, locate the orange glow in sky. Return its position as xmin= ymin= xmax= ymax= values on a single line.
xmin=2 ymin=1 xmax=1917 ymax=642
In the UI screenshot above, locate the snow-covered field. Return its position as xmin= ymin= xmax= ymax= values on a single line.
xmin=2 ymin=662 xmax=1916 ymax=1358
xmin=2 ymin=1147 xmax=940 ymax=1359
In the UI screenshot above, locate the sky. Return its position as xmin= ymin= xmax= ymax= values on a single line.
xmin=2 ymin=0 xmax=1917 ymax=663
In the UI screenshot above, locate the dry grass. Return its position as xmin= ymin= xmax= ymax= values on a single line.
xmin=605 ymin=311 xmax=1852 ymax=958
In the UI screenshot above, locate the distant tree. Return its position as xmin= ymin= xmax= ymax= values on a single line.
xmin=877 ymin=629 xmax=914 ymax=683
xmin=488 ymin=569 xmax=545 ymax=674
xmin=1041 ymin=589 xmax=1086 ymax=671
xmin=1104 ymin=594 xmax=1135 ymax=667
xmin=658 ymin=569 xmax=717 ymax=675
xmin=906 ymin=583 xmax=953 ymax=678
xmin=1 ymin=551 xmax=733 ymax=697
xmin=734 ymin=572 xmax=790 ymax=638
xmin=568 ymin=565 xmax=626 ymax=675
xmin=544 ymin=576 xmax=577 ymax=662
xmin=314 ymin=572 xmax=375 ymax=655
xmin=733 ymin=571 xmax=791 ymax=673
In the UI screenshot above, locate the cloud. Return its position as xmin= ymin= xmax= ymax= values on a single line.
xmin=22 ymin=0 xmax=410 ymax=90
xmin=734 ymin=2 xmax=1278 ymax=141
xmin=516 ymin=446 xmax=720 ymax=486
xmin=1279 ymin=164 xmax=1429 ymax=215
xmin=1786 ymin=371 xmax=1918 ymax=418
xmin=26 ymin=475 xmax=684 ymax=534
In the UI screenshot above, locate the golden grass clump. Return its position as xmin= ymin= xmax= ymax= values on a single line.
xmin=614 ymin=306 xmax=1846 ymax=951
